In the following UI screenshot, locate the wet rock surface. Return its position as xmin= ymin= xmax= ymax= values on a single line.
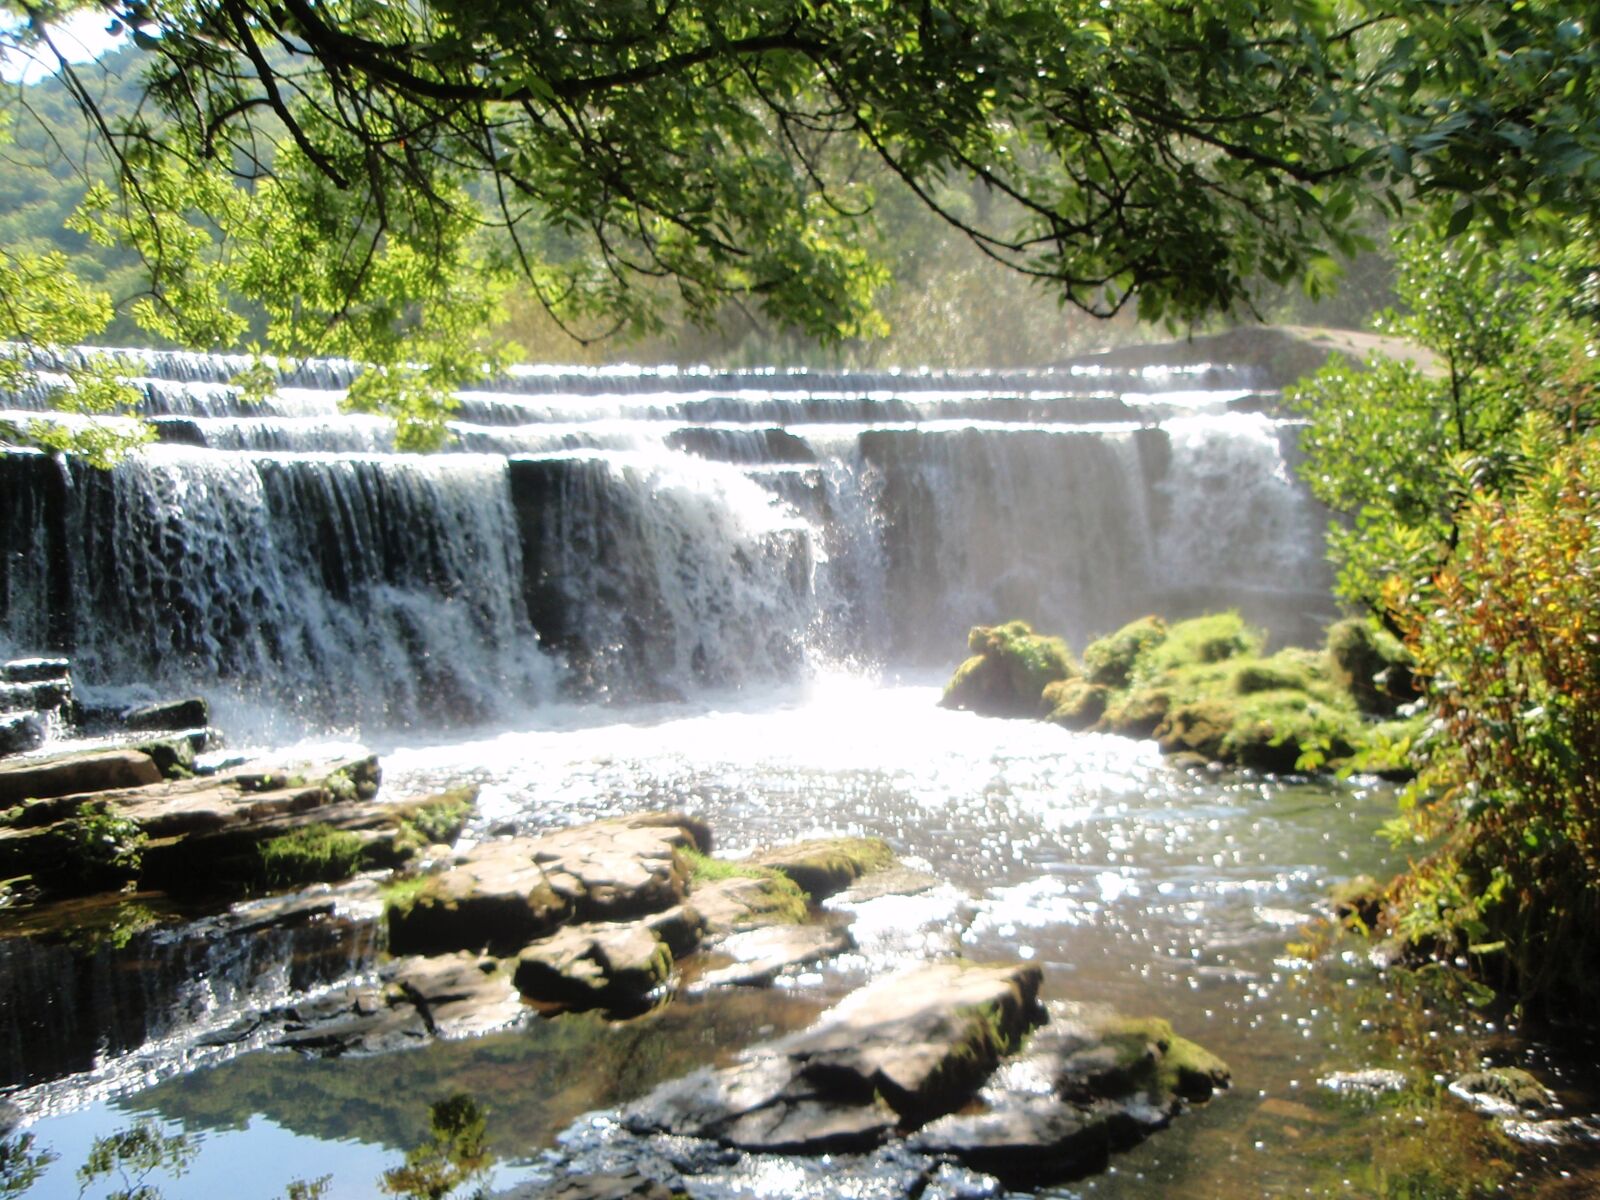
xmin=507 ymin=983 xmax=1230 ymax=1199
xmin=689 ymin=923 xmax=853 ymax=991
xmin=388 ymin=812 xmax=709 ymax=956
xmin=0 ymin=753 xmax=388 ymax=892
xmin=624 ymin=961 xmax=1045 ymax=1150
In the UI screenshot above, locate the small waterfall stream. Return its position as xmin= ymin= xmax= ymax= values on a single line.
xmin=1 ymin=351 xmax=1332 ymax=736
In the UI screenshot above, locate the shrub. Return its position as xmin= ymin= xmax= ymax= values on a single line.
xmin=1387 ymin=438 xmax=1600 ymax=1009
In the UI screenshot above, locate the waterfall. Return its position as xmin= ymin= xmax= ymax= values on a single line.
xmin=0 ymin=894 xmax=384 ymax=1089
xmin=0 ymin=348 xmax=1334 ymax=736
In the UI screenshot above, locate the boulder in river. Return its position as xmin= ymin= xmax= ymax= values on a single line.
xmin=514 ymin=920 xmax=675 ymax=1015
xmin=748 ymin=836 xmax=895 ymax=900
xmin=0 ymin=714 xmax=45 ymax=757
xmin=388 ymin=812 xmax=709 ymax=956
xmin=623 ymin=960 xmax=1044 ymax=1151
xmin=940 ymin=621 xmax=1076 ymax=717
xmin=910 ymin=1006 xmax=1230 ymax=1185
xmin=0 ymin=748 xmax=164 ymax=807
xmin=122 ymin=697 xmax=211 ymax=734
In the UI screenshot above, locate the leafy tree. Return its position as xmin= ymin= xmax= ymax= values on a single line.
xmin=0 ymin=1131 xmax=55 ymax=1200
xmin=1288 ymin=222 xmax=1600 ymax=617
xmin=0 ymin=0 xmax=1595 ymax=447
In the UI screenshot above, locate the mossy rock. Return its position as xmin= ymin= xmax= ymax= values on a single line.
xmin=1326 ymin=618 xmax=1418 ymax=716
xmin=941 ymin=621 xmax=1076 ymax=717
xmin=1101 ymin=686 xmax=1171 ymax=738
xmin=681 ymin=849 xmax=810 ymax=931
xmin=1081 ymin=616 xmax=1168 ymax=688
xmin=1155 ymin=697 xmax=1236 ymax=760
xmin=1138 ymin=613 xmax=1262 ymax=677
xmin=1157 ymin=689 xmax=1359 ymax=773
xmin=1231 ymin=647 xmax=1330 ymax=696
xmin=1075 ymin=1016 xmax=1231 ymax=1103
xmin=389 ymin=786 xmax=478 ymax=858
xmin=257 ymin=822 xmax=370 ymax=887
xmin=750 ymin=837 xmax=896 ymax=901
xmin=1043 ymin=678 xmax=1110 ymax=730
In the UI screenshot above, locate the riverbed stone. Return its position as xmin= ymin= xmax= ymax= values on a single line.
xmin=514 ymin=920 xmax=673 ymax=1013
xmin=749 ymin=837 xmax=896 ymax=900
xmin=123 ymin=697 xmax=210 ymax=733
xmin=690 ymin=923 xmax=854 ymax=991
xmin=687 ymin=872 xmax=807 ymax=934
xmin=940 ymin=622 xmax=1076 ymax=718
xmin=0 ymin=748 xmax=163 ymax=806
xmin=906 ymin=1004 xmax=1231 ymax=1187
xmin=0 ymin=714 xmax=45 ymax=757
xmin=274 ymin=952 xmax=526 ymax=1054
xmin=389 ymin=812 xmax=707 ymax=956
xmin=0 ymin=658 xmax=69 ymax=685
xmin=1449 ymin=1067 xmax=1556 ymax=1115
xmin=624 ymin=960 xmax=1044 ymax=1152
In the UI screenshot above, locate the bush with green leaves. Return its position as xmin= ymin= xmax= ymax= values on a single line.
xmin=1289 ymin=223 xmax=1599 ymax=617
xmin=1384 ymin=437 xmax=1600 ymax=1010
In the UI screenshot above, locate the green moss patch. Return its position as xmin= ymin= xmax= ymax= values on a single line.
xmin=1081 ymin=615 xmax=1168 ymax=688
xmin=390 ymin=786 xmax=478 ymax=857
xmin=1093 ymin=1016 xmax=1231 ymax=1102
xmin=682 ymin=848 xmax=810 ymax=926
xmin=1043 ymin=677 xmax=1110 ymax=730
xmin=950 ymin=611 xmax=1423 ymax=776
xmin=752 ymin=836 xmax=896 ymax=900
xmin=257 ymin=823 xmax=368 ymax=887
xmin=940 ymin=621 xmax=1076 ymax=717
xmin=1138 ymin=612 xmax=1262 ymax=677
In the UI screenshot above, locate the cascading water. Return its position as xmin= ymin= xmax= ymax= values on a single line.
xmin=1 ymin=349 xmax=1333 ymax=737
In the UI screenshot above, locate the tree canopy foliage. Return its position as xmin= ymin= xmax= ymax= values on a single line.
xmin=0 ymin=0 xmax=1597 ymax=445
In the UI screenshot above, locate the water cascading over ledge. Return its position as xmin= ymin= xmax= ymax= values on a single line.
xmin=0 ymin=350 xmax=1336 ymax=736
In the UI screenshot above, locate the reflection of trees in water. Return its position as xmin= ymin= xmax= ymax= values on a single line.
xmin=125 ymin=990 xmax=826 ymax=1153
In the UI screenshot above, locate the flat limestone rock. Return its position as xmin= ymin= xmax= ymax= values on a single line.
xmin=514 ymin=920 xmax=672 ymax=1012
xmin=688 ymin=874 xmax=806 ymax=935
xmin=778 ymin=960 xmax=1044 ymax=1122
xmin=907 ymin=1003 xmax=1231 ymax=1187
xmin=690 ymin=923 xmax=853 ymax=991
xmin=748 ymin=837 xmax=896 ymax=900
xmin=390 ymin=812 xmax=706 ymax=956
xmin=910 ymin=1095 xmax=1168 ymax=1186
xmin=829 ymin=864 xmax=942 ymax=905
xmin=0 ymin=748 xmax=162 ymax=806
xmin=623 ymin=959 xmax=1043 ymax=1154
xmin=274 ymin=953 xmax=525 ymax=1054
